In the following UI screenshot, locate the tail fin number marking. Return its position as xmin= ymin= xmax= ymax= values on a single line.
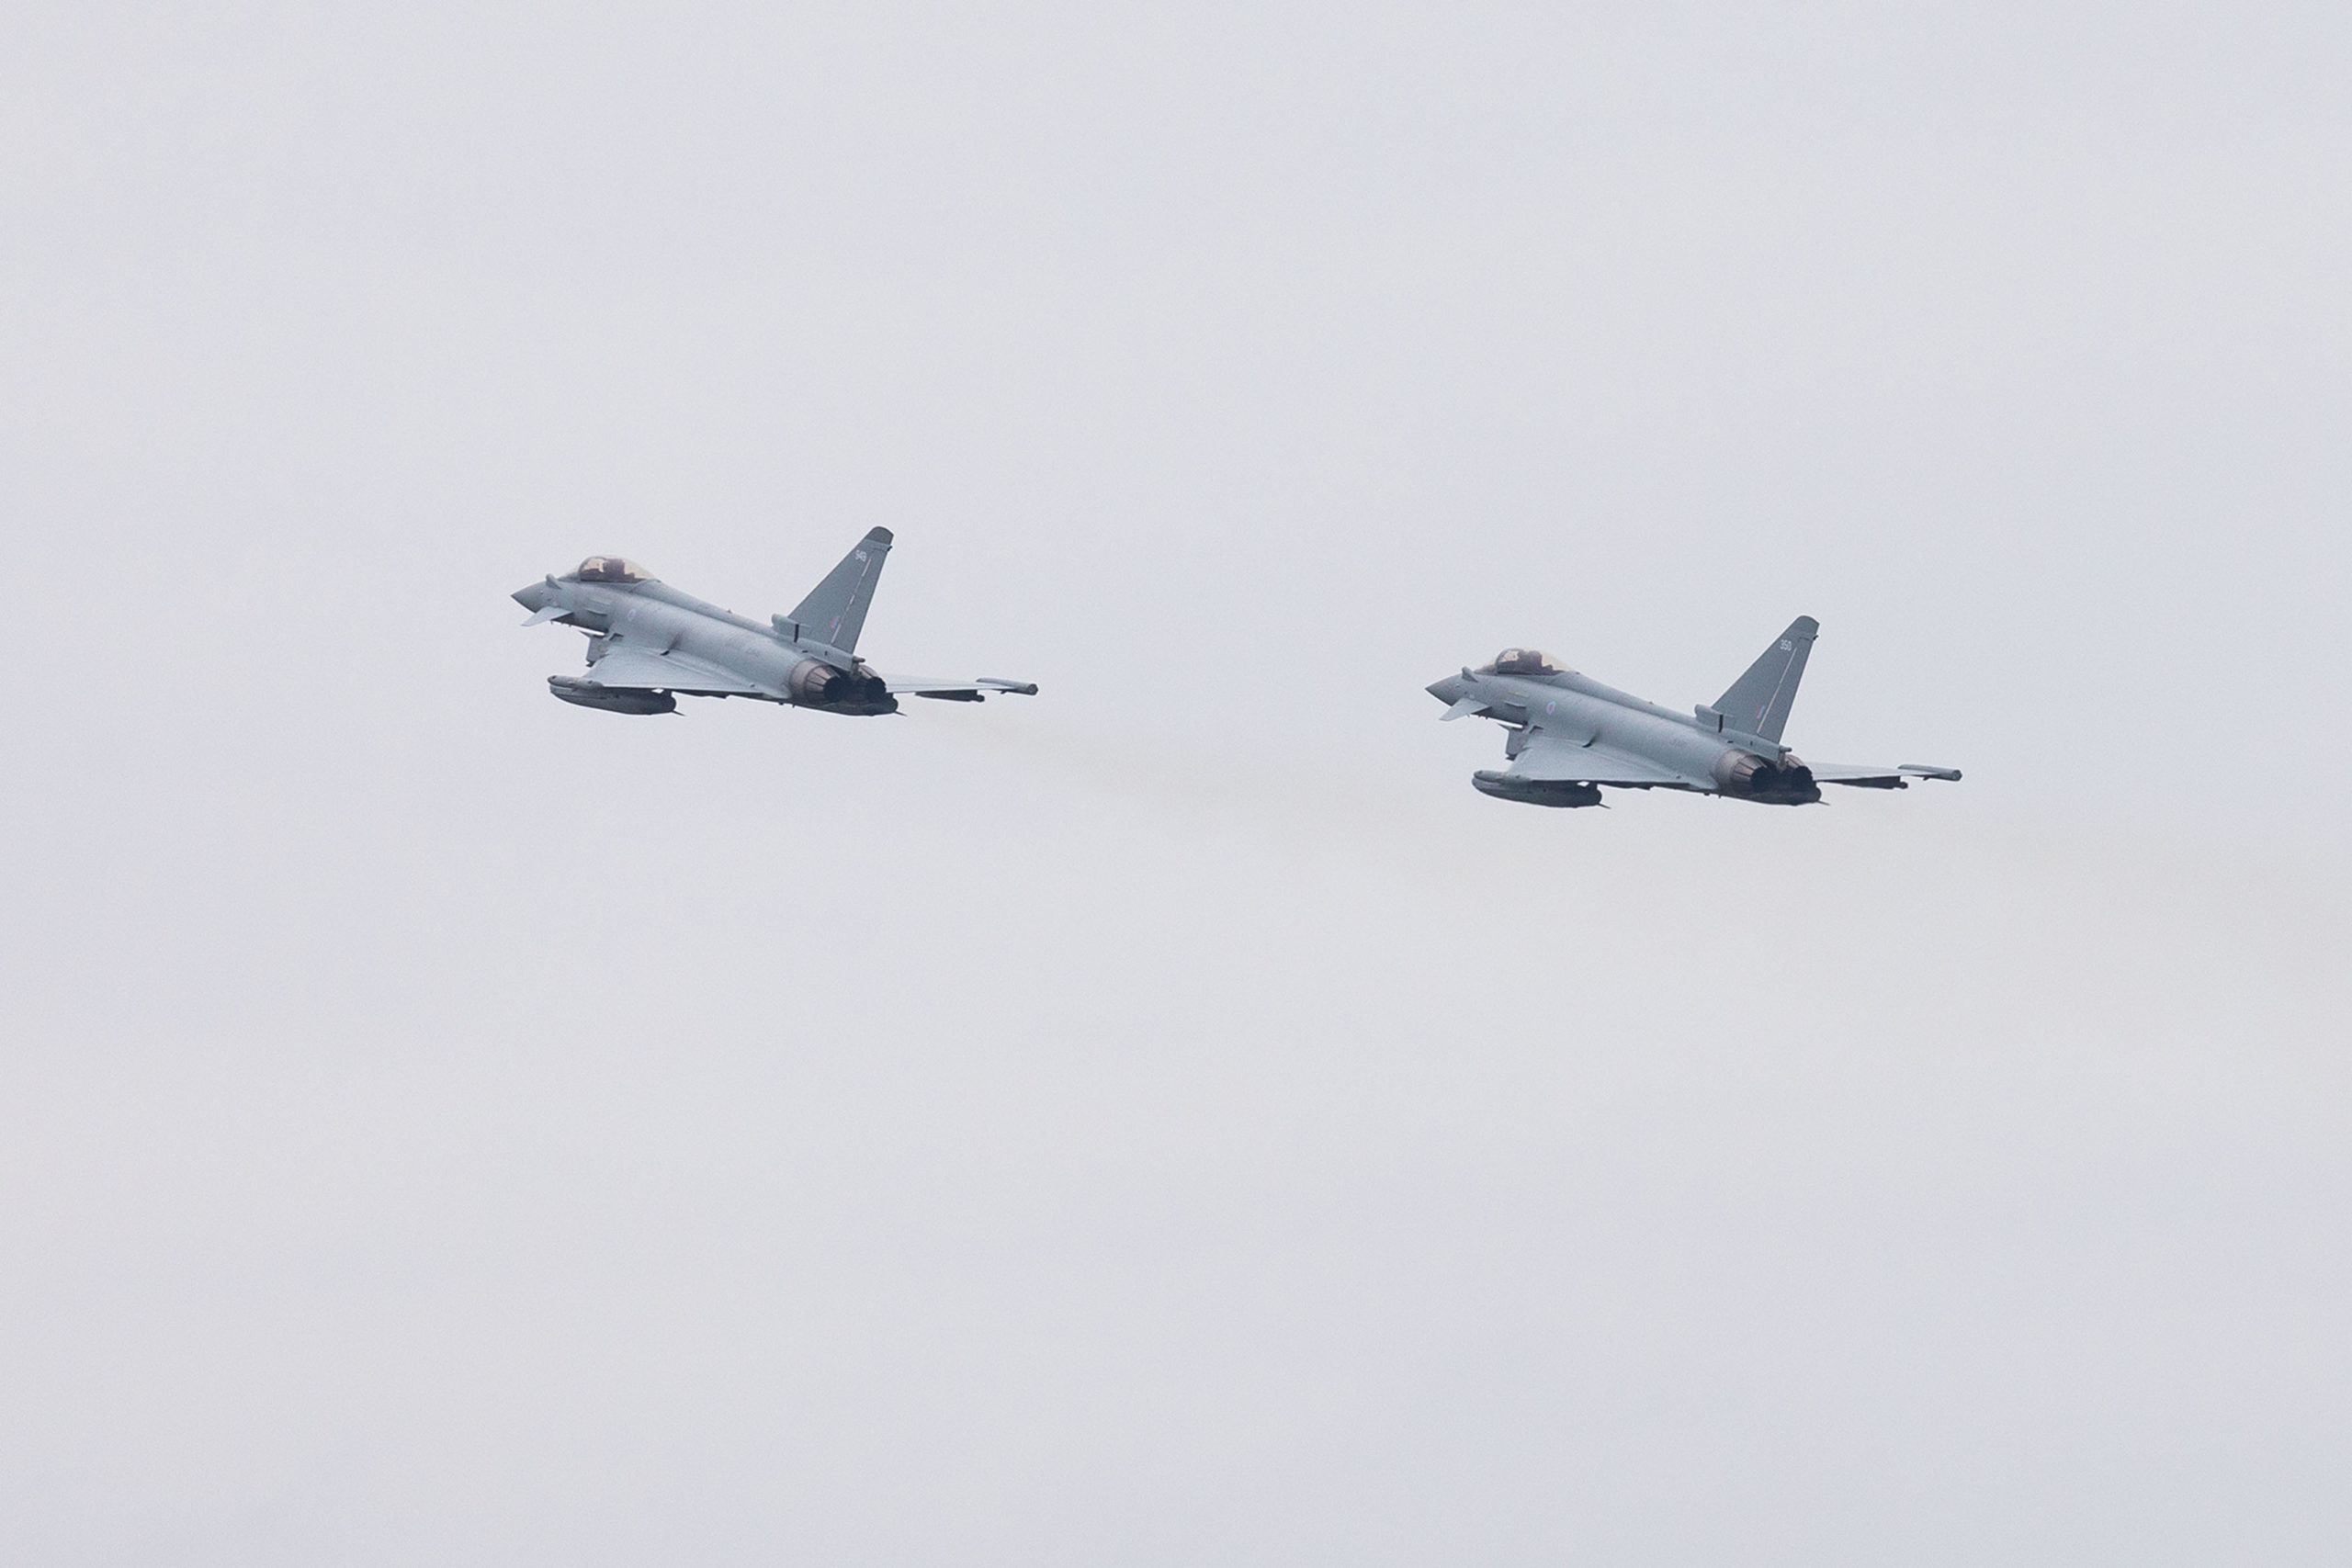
xmin=1713 ymin=617 xmax=1817 ymax=743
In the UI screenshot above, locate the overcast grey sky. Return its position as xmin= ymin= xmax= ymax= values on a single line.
xmin=3 ymin=5 xmax=2348 ymax=1564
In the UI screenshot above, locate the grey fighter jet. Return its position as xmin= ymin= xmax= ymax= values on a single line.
xmin=511 ymin=530 xmax=1037 ymax=716
xmin=1426 ymin=617 xmax=1959 ymax=808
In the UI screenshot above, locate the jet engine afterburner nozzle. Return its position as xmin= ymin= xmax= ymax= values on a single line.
xmin=1711 ymin=750 xmax=1820 ymax=805
xmin=786 ymin=658 xmax=841 ymax=705
xmin=785 ymin=658 xmax=898 ymax=715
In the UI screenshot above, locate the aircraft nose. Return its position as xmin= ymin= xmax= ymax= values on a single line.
xmin=513 ymin=580 xmax=553 ymax=612
xmin=1427 ymin=674 xmax=1467 ymax=705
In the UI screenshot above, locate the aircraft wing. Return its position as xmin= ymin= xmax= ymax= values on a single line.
xmin=1809 ymin=761 xmax=1964 ymax=790
xmin=883 ymin=676 xmax=1041 ymax=703
xmin=1510 ymin=733 xmax=1708 ymax=789
xmin=583 ymin=641 xmax=775 ymax=697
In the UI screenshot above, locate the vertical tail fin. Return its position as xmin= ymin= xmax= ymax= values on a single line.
xmin=1713 ymin=616 xmax=1818 ymax=742
xmin=789 ymin=527 xmax=893 ymax=652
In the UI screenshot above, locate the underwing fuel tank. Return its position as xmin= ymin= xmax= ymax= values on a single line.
xmin=548 ymin=675 xmax=677 ymax=715
xmin=1471 ymin=770 xmax=1603 ymax=808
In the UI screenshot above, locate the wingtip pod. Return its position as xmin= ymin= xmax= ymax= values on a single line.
xmin=1899 ymin=764 xmax=1963 ymax=782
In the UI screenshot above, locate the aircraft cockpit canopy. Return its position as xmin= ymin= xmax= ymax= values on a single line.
xmin=576 ymin=556 xmax=653 ymax=584
xmin=1481 ymin=648 xmax=1566 ymax=677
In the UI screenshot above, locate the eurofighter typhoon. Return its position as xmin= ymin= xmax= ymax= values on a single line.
xmin=512 ymin=530 xmax=1037 ymax=716
xmin=1426 ymin=617 xmax=1959 ymax=808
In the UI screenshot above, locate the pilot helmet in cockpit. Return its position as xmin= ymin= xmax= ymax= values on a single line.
xmin=576 ymin=556 xmax=651 ymax=584
xmin=1484 ymin=648 xmax=1565 ymax=677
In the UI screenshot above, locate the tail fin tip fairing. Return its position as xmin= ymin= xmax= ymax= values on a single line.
xmin=1713 ymin=616 xmax=1819 ymax=743
xmin=788 ymin=528 xmax=895 ymax=653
